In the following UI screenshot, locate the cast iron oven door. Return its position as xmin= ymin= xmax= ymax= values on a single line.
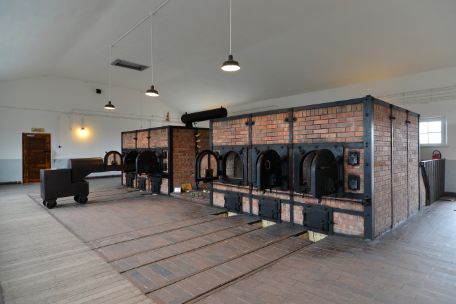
xmin=258 ymin=197 xmax=281 ymax=222
xmin=195 ymin=150 xmax=220 ymax=183
xmin=136 ymin=150 xmax=162 ymax=177
xmin=219 ymin=146 xmax=248 ymax=186
xmin=123 ymin=150 xmax=139 ymax=173
xmin=224 ymin=192 xmax=242 ymax=213
xmin=104 ymin=151 xmax=123 ymax=171
xmin=294 ymin=144 xmax=344 ymax=198
xmin=303 ymin=204 xmax=333 ymax=234
xmin=252 ymin=145 xmax=289 ymax=191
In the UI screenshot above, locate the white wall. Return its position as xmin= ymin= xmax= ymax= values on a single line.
xmin=0 ymin=76 xmax=183 ymax=183
xmin=228 ymin=66 xmax=456 ymax=192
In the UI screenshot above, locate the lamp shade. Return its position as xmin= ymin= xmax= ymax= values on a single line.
xmin=145 ymin=85 xmax=159 ymax=97
xmin=221 ymin=55 xmax=240 ymax=72
xmin=104 ymin=101 xmax=116 ymax=110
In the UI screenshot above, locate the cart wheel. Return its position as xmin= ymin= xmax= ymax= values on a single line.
xmin=46 ymin=200 xmax=57 ymax=209
xmin=74 ymin=195 xmax=79 ymax=202
xmin=77 ymin=196 xmax=88 ymax=204
xmin=42 ymin=200 xmax=46 ymax=206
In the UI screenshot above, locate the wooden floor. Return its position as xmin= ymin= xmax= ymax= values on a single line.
xmin=0 ymin=185 xmax=154 ymax=304
xmin=1 ymin=178 xmax=456 ymax=304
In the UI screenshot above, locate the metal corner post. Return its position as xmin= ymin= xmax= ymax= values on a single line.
xmin=167 ymin=126 xmax=173 ymax=195
xmin=209 ymin=120 xmax=214 ymax=206
xmin=363 ymin=96 xmax=375 ymax=239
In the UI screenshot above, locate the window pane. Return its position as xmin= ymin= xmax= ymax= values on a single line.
xmin=419 ymin=122 xmax=428 ymax=133
xmin=428 ymin=121 xmax=441 ymax=133
xmin=420 ymin=133 xmax=428 ymax=144
xmin=428 ymin=132 xmax=441 ymax=144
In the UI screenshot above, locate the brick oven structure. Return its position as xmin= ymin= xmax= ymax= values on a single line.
xmin=121 ymin=126 xmax=209 ymax=194
xmin=195 ymin=96 xmax=420 ymax=239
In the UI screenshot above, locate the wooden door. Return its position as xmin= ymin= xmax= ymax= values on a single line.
xmin=22 ymin=133 xmax=51 ymax=183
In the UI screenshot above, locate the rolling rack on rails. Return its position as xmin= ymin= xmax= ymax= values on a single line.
xmin=40 ymin=151 xmax=122 ymax=209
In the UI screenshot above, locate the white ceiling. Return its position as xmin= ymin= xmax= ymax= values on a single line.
xmin=1 ymin=0 xmax=456 ymax=112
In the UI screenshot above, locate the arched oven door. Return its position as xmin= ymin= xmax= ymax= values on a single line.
xmin=252 ymin=145 xmax=289 ymax=191
xmin=219 ymin=147 xmax=248 ymax=186
xmin=122 ymin=150 xmax=139 ymax=188
xmin=195 ymin=150 xmax=220 ymax=183
xmin=136 ymin=150 xmax=163 ymax=193
xmin=123 ymin=150 xmax=139 ymax=173
xmin=104 ymin=151 xmax=123 ymax=171
xmin=294 ymin=144 xmax=343 ymax=198
xmin=136 ymin=150 xmax=162 ymax=177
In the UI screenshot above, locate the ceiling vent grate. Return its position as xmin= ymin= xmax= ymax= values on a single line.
xmin=111 ymin=59 xmax=149 ymax=71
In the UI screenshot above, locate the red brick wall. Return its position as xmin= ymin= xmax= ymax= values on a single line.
xmin=149 ymin=128 xmax=168 ymax=148
xmin=213 ymin=191 xmax=225 ymax=208
xmin=408 ymin=115 xmax=419 ymax=214
xmin=392 ymin=109 xmax=408 ymax=226
xmin=122 ymin=132 xmax=136 ymax=149
xmin=333 ymin=213 xmax=364 ymax=236
xmin=373 ymin=103 xmax=392 ymax=236
xmin=212 ymin=118 xmax=249 ymax=146
xmin=294 ymin=104 xmax=364 ymax=144
xmin=373 ymin=106 xmax=419 ymax=236
xmin=251 ymin=189 xmax=289 ymax=201
xmin=320 ymin=198 xmax=364 ymax=212
xmin=281 ymin=203 xmax=290 ymax=222
xmin=213 ymin=183 xmax=249 ymax=194
xmin=198 ymin=129 xmax=210 ymax=151
xmin=293 ymin=205 xmax=303 ymax=225
xmin=242 ymin=196 xmax=250 ymax=213
xmin=161 ymin=178 xmax=169 ymax=194
xmin=137 ymin=130 xmax=149 ymax=149
xmin=172 ymin=128 xmax=197 ymax=189
xmin=252 ymin=112 xmax=290 ymax=145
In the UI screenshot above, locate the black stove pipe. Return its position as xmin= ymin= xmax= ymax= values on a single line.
xmin=181 ymin=107 xmax=228 ymax=127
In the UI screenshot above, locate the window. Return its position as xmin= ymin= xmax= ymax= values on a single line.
xmin=420 ymin=117 xmax=447 ymax=146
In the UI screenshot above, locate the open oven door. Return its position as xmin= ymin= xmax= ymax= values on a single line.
xmin=195 ymin=150 xmax=220 ymax=183
xmin=136 ymin=150 xmax=162 ymax=177
xmin=252 ymin=145 xmax=289 ymax=191
xmin=219 ymin=146 xmax=248 ymax=186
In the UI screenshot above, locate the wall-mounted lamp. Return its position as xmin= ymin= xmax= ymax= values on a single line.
xmin=78 ymin=127 xmax=89 ymax=137
xmin=76 ymin=116 xmax=90 ymax=139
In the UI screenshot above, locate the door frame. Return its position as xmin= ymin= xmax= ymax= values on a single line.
xmin=22 ymin=133 xmax=51 ymax=183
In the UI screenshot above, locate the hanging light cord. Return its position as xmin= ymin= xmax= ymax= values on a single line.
xmin=108 ymin=46 xmax=112 ymax=101
xmin=229 ymin=0 xmax=232 ymax=55
xmin=150 ymin=18 xmax=154 ymax=84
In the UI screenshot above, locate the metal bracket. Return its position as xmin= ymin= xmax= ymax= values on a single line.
xmin=284 ymin=117 xmax=297 ymax=122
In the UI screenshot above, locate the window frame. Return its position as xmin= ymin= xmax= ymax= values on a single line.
xmin=419 ymin=116 xmax=447 ymax=147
